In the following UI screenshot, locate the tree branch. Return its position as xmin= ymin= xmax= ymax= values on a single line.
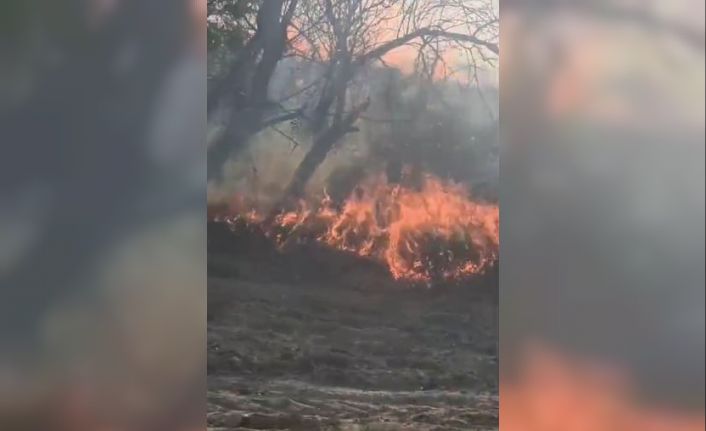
xmin=260 ymin=109 xmax=303 ymax=129
xmin=356 ymin=26 xmax=499 ymax=66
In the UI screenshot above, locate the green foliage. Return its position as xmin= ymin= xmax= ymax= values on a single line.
xmin=207 ymin=25 xmax=245 ymax=51
xmin=207 ymin=0 xmax=259 ymax=51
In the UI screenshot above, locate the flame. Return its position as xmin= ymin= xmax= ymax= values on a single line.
xmin=214 ymin=172 xmax=499 ymax=283
xmin=502 ymin=342 xmax=705 ymax=431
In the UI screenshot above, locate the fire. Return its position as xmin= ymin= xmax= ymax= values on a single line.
xmin=214 ymin=172 xmax=499 ymax=283
xmin=502 ymin=343 xmax=705 ymax=431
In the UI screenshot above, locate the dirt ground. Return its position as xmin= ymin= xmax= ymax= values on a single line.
xmin=207 ymin=222 xmax=498 ymax=430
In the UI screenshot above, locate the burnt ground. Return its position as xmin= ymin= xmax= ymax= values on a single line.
xmin=207 ymin=221 xmax=498 ymax=431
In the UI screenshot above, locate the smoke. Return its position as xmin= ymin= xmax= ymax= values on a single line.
xmin=208 ymin=57 xmax=500 ymax=211
xmin=209 ymin=121 xmax=375 ymax=212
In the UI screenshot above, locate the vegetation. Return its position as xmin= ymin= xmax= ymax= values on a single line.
xmin=206 ymin=0 xmax=500 ymax=207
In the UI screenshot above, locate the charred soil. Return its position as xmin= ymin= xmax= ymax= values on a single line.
xmin=208 ymin=221 xmax=498 ymax=430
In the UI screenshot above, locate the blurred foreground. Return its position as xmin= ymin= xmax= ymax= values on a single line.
xmin=1 ymin=1 xmax=205 ymax=430
xmin=501 ymin=0 xmax=704 ymax=430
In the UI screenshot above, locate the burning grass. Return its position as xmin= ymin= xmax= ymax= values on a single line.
xmin=210 ymin=172 xmax=499 ymax=284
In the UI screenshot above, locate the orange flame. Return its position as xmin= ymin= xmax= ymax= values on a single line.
xmin=216 ymin=172 xmax=499 ymax=283
xmin=502 ymin=343 xmax=705 ymax=431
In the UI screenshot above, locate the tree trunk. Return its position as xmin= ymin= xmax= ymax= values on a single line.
xmin=207 ymin=0 xmax=298 ymax=181
xmin=207 ymin=107 xmax=301 ymax=181
xmin=207 ymin=108 xmax=261 ymax=181
xmin=269 ymin=99 xmax=369 ymax=216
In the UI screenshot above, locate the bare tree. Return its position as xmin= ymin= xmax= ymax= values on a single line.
xmin=207 ymin=0 xmax=499 ymax=209
xmin=273 ymin=0 xmax=499 ymax=207
xmin=207 ymin=0 xmax=300 ymax=180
